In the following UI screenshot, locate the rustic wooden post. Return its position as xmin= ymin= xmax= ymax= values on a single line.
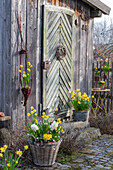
xmin=38 ymin=104 xmax=43 ymax=117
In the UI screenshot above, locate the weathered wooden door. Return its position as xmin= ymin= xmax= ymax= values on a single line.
xmin=43 ymin=5 xmax=75 ymax=113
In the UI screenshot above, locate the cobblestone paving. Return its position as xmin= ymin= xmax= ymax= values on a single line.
xmin=69 ymin=134 xmax=113 ymax=170
xmin=21 ymin=134 xmax=113 ymax=170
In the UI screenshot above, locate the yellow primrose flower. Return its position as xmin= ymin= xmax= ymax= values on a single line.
xmin=33 ymin=109 xmax=37 ymax=113
xmin=35 ymin=113 xmax=37 ymax=116
xmin=0 ymin=153 xmax=3 ymax=157
xmin=31 ymin=106 xmax=34 ymax=110
xmin=30 ymin=65 xmax=33 ymax=68
xmin=16 ymin=161 xmax=18 ymax=164
xmin=72 ymin=91 xmax=76 ymax=96
xmin=101 ymin=59 xmax=103 ymax=61
xmin=76 ymin=89 xmax=80 ymax=92
xmin=43 ymin=134 xmax=52 ymax=141
xmin=27 ymin=113 xmax=31 ymax=117
xmin=15 ymin=149 xmax=22 ymax=157
xmin=27 ymin=68 xmax=31 ymax=72
xmin=78 ymin=101 xmax=81 ymax=104
xmin=28 ymin=62 xmax=31 ymax=66
xmin=24 ymin=145 xmax=28 ymax=150
xmin=18 ymin=70 xmax=21 ymax=73
xmin=61 ymin=129 xmax=64 ymax=133
xmin=23 ymin=74 xmax=26 ymax=78
xmin=78 ymin=92 xmax=81 ymax=97
xmin=92 ymin=95 xmax=94 ymax=98
xmin=31 ymin=111 xmax=34 ymax=114
xmin=59 ymin=126 xmax=61 ymax=129
xmin=56 ymin=108 xmax=58 ymax=111
xmin=68 ymin=91 xmax=71 ymax=94
xmin=23 ymin=71 xmax=25 ymax=74
xmin=20 ymin=65 xmax=23 ymax=68
xmin=41 ymin=115 xmax=44 ymax=118
xmin=7 ymin=164 xmax=10 ymax=167
xmin=44 ymin=118 xmax=47 ymax=120
xmin=55 ymin=128 xmax=57 ymax=131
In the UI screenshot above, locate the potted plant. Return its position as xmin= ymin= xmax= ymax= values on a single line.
xmin=24 ymin=107 xmax=63 ymax=166
xmin=18 ymin=62 xmax=33 ymax=106
xmin=94 ymin=67 xmax=100 ymax=81
xmin=98 ymin=80 xmax=106 ymax=89
xmin=69 ymin=90 xmax=91 ymax=122
xmin=103 ymin=58 xmax=109 ymax=79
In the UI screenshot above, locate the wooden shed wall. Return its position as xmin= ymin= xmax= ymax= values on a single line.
xmin=0 ymin=0 xmax=93 ymax=126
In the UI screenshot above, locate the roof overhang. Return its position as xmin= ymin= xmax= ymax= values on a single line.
xmin=82 ymin=0 xmax=111 ymax=15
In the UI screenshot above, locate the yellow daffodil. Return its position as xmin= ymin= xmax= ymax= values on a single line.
xmin=76 ymin=89 xmax=80 ymax=92
xmin=35 ymin=113 xmax=37 ymax=116
xmin=24 ymin=145 xmax=28 ymax=150
xmin=31 ymin=106 xmax=34 ymax=110
xmin=56 ymin=108 xmax=58 ymax=111
xmin=27 ymin=113 xmax=31 ymax=117
xmin=61 ymin=129 xmax=64 ymax=133
xmin=68 ymin=91 xmax=71 ymax=94
xmin=20 ymin=65 xmax=23 ymax=68
xmin=7 ymin=164 xmax=10 ymax=167
xmin=18 ymin=70 xmax=21 ymax=73
xmin=16 ymin=161 xmax=18 ymax=164
xmin=101 ymin=59 xmax=103 ymax=61
xmin=78 ymin=101 xmax=81 ymax=104
xmin=30 ymin=65 xmax=33 ymax=68
xmin=0 ymin=153 xmax=3 ymax=157
xmin=0 ymin=147 xmax=5 ymax=153
xmin=44 ymin=118 xmax=47 ymax=120
xmin=31 ymin=111 xmax=34 ymax=114
xmin=55 ymin=128 xmax=57 ymax=131
xmin=28 ymin=62 xmax=31 ymax=66
xmin=58 ymin=121 xmax=61 ymax=124
xmin=15 ymin=149 xmax=22 ymax=157
xmin=27 ymin=68 xmax=31 ymax=72
xmin=59 ymin=126 xmax=61 ymax=129
xmin=92 ymin=95 xmax=94 ymax=98
xmin=23 ymin=71 xmax=25 ymax=74
xmin=33 ymin=109 xmax=37 ymax=113
xmin=3 ymin=145 xmax=8 ymax=149
xmin=57 ymin=118 xmax=61 ymax=122
xmin=106 ymin=58 xmax=108 ymax=62
xmin=42 ymin=112 xmax=45 ymax=115
xmin=35 ymin=119 xmax=38 ymax=123
xmin=23 ymin=74 xmax=26 ymax=78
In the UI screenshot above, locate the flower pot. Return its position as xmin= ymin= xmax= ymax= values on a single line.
xmin=73 ymin=110 xmax=89 ymax=122
xmin=21 ymin=88 xmax=31 ymax=106
xmin=94 ymin=76 xmax=100 ymax=81
xmin=99 ymin=84 xmax=104 ymax=89
xmin=28 ymin=140 xmax=61 ymax=166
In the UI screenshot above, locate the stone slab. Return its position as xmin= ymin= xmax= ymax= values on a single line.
xmin=0 ymin=116 xmax=11 ymax=121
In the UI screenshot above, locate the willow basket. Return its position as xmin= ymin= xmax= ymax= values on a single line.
xmin=29 ymin=140 xmax=61 ymax=166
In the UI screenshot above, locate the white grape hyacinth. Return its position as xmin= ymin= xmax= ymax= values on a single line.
xmin=31 ymin=124 xmax=39 ymax=132
xmin=50 ymin=121 xmax=58 ymax=130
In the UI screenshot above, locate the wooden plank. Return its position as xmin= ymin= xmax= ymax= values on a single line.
xmin=82 ymin=0 xmax=111 ymax=15
xmin=0 ymin=116 xmax=11 ymax=121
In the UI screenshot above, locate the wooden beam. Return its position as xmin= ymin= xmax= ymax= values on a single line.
xmin=91 ymin=10 xmax=102 ymax=18
xmin=82 ymin=0 xmax=111 ymax=15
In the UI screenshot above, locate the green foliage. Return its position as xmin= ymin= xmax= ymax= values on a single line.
xmin=0 ymin=145 xmax=28 ymax=170
xmin=69 ymin=90 xmax=91 ymax=111
xmin=24 ymin=107 xmax=64 ymax=144
xmin=103 ymin=60 xmax=109 ymax=76
xmin=98 ymin=81 xmax=106 ymax=85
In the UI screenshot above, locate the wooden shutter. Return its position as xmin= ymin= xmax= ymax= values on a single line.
xmin=43 ymin=5 xmax=75 ymax=113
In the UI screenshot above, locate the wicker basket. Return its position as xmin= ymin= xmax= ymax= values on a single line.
xmin=29 ymin=140 xmax=61 ymax=166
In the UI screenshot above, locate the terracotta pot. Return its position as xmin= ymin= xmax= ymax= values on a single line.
xmin=73 ymin=110 xmax=89 ymax=122
xmin=28 ymin=140 xmax=61 ymax=166
xmin=94 ymin=76 xmax=100 ymax=82
xmin=99 ymin=84 xmax=104 ymax=89
xmin=21 ymin=88 xmax=31 ymax=106
xmin=0 ymin=112 xmax=5 ymax=117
